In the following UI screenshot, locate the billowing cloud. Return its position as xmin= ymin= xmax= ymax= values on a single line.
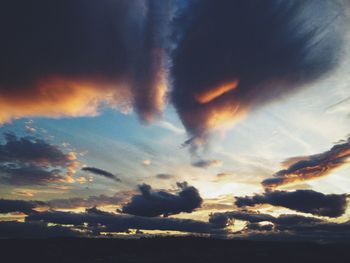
xmin=121 ymin=182 xmax=202 ymax=217
xmin=0 ymin=0 xmax=174 ymax=123
xmin=192 ymin=159 xmax=223 ymax=169
xmin=235 ymin=190 xmax=349 ymax=217
xmin=0 ymin=0 xmax=346 ymax=146
xmin=0 ymin=133 xmax=79 ymax=185
xmin=262 ymin=138 xmax=350 ymax=189
xmin=0 ymin=199 xmax=45 ymax=214
xmin=171 ymin=0 xmax=344 ymax=146
xmin=82 ymin=167 xmax=121 ymax=182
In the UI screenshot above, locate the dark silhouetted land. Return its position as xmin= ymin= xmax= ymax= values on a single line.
xmin=1 ymin=237 xmax=349 ymax=263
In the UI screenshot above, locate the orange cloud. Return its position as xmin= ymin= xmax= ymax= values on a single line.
xmin=194 ymin=80 xmax=239 ymax=104
xmin=263 ymin=139 xmax=350 ymax=189
xmin=0 ymin=76 xmax=132 ymax=124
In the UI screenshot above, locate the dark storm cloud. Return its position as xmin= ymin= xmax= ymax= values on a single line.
xmin=0 ymin=0 xmax=174 ymax=123
xmin=26 ymin=209 xmax=220 ymax=235
xmin=171 ymin=0 xmax=344 ymax=143
xmin=262 ymin=138 xmax=350 ymax=189
xmin=0 ymin=221 xmax=81 ymax=238
xmin=0 ymin=0 xmax=346 ymax=141
xmin=121 ymin=182 xmax=202 ymax=217
xmin=0 ymin=199 xmax=45 ymax=214
xmin=235 ymin=190 xmax=349 ymax=217
xmin=82 ymin=167 xmax=121 ymax=182
xmin=0 ymin=133 xmax=78 ymax=185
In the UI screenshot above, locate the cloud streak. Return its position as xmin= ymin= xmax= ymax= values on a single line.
xmin=235 ymin=190 xmax=349 ymax=218
xmin=82 ymin=167 xmax=121 ymax=182
xmin=262 ymin=138 xmax=350 ymax=189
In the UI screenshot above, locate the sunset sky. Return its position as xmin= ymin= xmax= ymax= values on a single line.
xmin=0 ymin=0 xmax=350 ymax=241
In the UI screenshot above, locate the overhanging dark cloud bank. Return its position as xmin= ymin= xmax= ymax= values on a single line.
xmin=0 ymin=0 xmax=346 ymax=143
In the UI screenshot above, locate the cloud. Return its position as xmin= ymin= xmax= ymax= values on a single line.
xmin=82 ymin=167 xmax=121 ymax=182
xmin=26 ymin=209 xmax=221 ymax=235
xmin=0 ymin=164 xmax=65 ymax=186
xmin=238 ymin=212 xmax=350 ymax=243
xmin=156 ymin=173 xmax=175 ymax=180
xmin=262 ymin=138 xmax=350 ymax=189
xmin=0 ymin=199 xmax=45 ymax=214
xmin=0 ymin=221 xmax=81 ymax=238
xmin=209 ymin=210 xmax=323 ymax=229
xmin=0 ymin=0 xmax=175 ymax=123
xmin=0 ymin=0 xmax=346 ymax=145
xmin=209 ymin=211 xmax=275 ymax=228
xmin=142 ymin=159 xmax=152 ymax=166
xmin=192 ymin=159 xmax=223 ymax=169
xmin=235 ymin=190 xmax=349 ymax=217
xmin=0 ymin=132 xmax=72 ymax=166
xmin=121 ymin=182 xmax=202 ymax=217
xmin=47 ymin=192 xmax=133 ymax=209
xmin=171 ymin=0 xmax=343 ymax=146
xmin=210 ymin=210 xmax=350 ymax=242
xmin=0 ymin=133 xmax=79 ymax=185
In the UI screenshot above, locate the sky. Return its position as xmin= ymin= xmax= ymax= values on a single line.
xmin=0 ymin=0 xmax=350 ymax=241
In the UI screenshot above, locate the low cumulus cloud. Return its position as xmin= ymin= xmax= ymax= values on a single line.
xmin=121 ymin=182 xmax=203 ymax=217
xmin=209 ymin=210 xmax=350 ymax=242
xmin=0 ymin=133 xmax=79 ymax=185
xmin=0 ymin=199 xmax=45 ymax=214
xmin=235 ymin=190 xmax=349 ymax=217
xmin=242 ymin=213 xmax=350 ymax=243
xmin=82 ymin=167 xmax=121 ymax=182
xmin=209 ymin=210 xmax=322 ymax=229
xmin=262 ymin=138 xmax=350 ymax=189
xmin=26 ymin=208 xmax=219 ymax=235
